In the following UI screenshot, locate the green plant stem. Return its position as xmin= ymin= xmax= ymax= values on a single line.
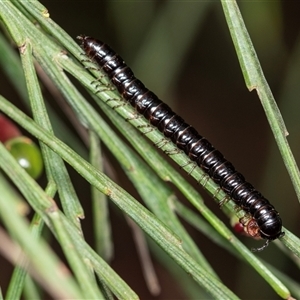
xmin=221 ymin=0 xmax=300 ymax=203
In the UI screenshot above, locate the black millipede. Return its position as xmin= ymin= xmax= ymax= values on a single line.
xmin=77 ymin=35 xmax=284 ymax=252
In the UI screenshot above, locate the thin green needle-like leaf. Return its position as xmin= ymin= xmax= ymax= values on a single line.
xmin=20 ymin=39 xmax=84 ymax=226
xmin=0 ymin=32 xmax=28 ymax=101
xmin=49 ymin=211 xmax=104 ymax=299
xmin=220 ymin=0 xmax=300 ymax=204
xmin=89 ymin=131 xmax=113 ymax=262
xmin=22 ymin=276 xmax=40 ymax=300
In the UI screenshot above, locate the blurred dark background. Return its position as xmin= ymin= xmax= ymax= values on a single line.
xmin=1 ymin=1 xmax=300 ymax=299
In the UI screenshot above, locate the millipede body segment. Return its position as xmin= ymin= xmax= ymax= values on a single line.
xmin=77 ymin=35 xmax=284 ymax=251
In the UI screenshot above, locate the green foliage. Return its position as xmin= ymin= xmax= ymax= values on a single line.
xmin=0 ymin=1 xmax=299 ymax=299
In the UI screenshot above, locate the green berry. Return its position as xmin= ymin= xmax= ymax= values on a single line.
xmin=5 ymin=136 xmax=43 ymax=179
